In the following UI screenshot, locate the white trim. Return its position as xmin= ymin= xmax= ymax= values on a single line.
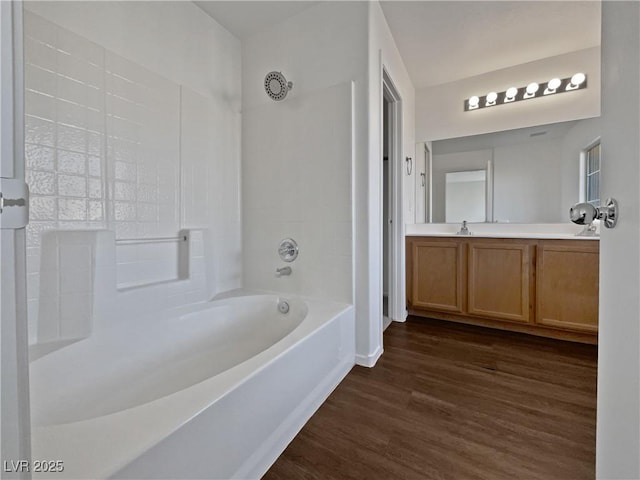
xmin=425 ymin=142 xmax=432 ymax=223
xmin=580 ymin=136 xmax=601 ymax=203
xmin=355 ymin=345 xmax=383 ymax=368
xmin=0 ymin=1 xmax=15 ymax=177
xmin=382 ymin=68 xmax=405 ymax=326
xmin=1 ymin=1 xmax=32 ymax=474
xmin=486 ymin=159 xmax=494 ymax=222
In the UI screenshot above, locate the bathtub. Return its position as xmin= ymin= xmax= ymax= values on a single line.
xmin=29 ymin=292 xmax=355 ymax=479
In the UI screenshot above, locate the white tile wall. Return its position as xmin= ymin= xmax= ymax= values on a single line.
xmin=24 ymin=12 xmax=242 ymax=344
xmin=242 ymin=82 xmax=353 ymax=303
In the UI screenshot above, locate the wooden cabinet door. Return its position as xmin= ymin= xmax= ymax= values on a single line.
xmin=411 ymin=239 xmax=464 ymax=313
xmin=536 ymin=241 xmax=599 ymax=333
xmin=468 ymin=241 xmax=532 ymax=323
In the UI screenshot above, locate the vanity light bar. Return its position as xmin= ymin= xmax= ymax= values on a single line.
xmin=464 ymin=73 xmax=587 ymax=112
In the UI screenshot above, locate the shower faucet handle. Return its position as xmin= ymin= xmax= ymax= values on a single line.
xmin=278 ymin=238 xmax=299 ymax=262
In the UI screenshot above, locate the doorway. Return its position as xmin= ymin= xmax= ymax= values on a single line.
xmin=382 ymin=95 xmax=390 ymax=327
xmin=382 ymin=70 xmax=402 ymax=332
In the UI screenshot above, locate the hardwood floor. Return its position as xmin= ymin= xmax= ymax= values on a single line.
xmin=264 ymin=317 xmax=598 ymax=480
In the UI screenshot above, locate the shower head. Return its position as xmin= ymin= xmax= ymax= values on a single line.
xmin=264 ymin=71 xmax=293 ymax=101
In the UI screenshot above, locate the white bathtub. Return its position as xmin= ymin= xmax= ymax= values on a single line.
xmin=29 ymin=292 xmax=355 ymax=479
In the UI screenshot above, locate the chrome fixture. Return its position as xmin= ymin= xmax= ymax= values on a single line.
xmin=115 ymin=235 xmax=188 ymax=245
xmin=264 ymin=71 xmax=293 ymax=101
xmin=278 ymin=238 xmax=299 ymax=262
xmin=275 ymin=266 xmax=292 ymax=277
xmin=457 ymin=220 xmax=471 ymax=235
xmin=465 ymin=73 xmax=587 ymax=111
xmin=277 ymin=299 xmax=290 ymax=314
xmin=569 ymin=198 xmax=619 ymax=229
xmin=576 ymin=223 xmax=598 ymax=237
xmin=406 ymin=157 xmax=413 ymax=175
xmin=0 ymin=178 xmax=29 ymax=229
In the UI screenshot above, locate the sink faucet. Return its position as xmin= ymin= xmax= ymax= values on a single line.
xmin=458 ymin=220 xmax=471 ymax=235
xmin=275 ymin=266 xmax=292 ymax=277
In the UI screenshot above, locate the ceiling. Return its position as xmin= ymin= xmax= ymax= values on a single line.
xmin=196 ymin=1 xmax=601 ymax=90
xmin=195 ymin=1 xmax=319 ymax=40
xmin=379 ymin=1 xmax=601 ymax=89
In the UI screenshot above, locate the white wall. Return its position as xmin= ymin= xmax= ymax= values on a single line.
xmin=241 ymin=2 xmax=368 ymax=111
xmin=365 ymin=1 xmax=415 ymax=365
xmin=416 ymin=47 xmax=601 ymax=142
xmin=23 ymin=3 xmax=241 ymax=343
xmin=596 ymin=2 xmax=640 ymax=477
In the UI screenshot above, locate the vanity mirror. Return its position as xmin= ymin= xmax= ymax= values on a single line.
xmin=417 ymin=116 xmax=600 ymax=224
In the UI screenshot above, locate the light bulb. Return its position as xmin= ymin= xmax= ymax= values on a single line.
xmin=526 ymin=82 xmax=539 ymax=95
xmin=468 ymin=96 xmax=480 ymax=108
xmin=571 ymin=72 xmax=586 ymax=86
xmin=544 ymin=77 xmax=562 ymax=95
xmin=548 ymin=78 xmax=562 ymax=90
xmin=486 ymin=91 xmax=498 ymax=105
xmin=505 ymin=87 xmax=518 ymax=101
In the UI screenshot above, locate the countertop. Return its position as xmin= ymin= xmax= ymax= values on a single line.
xmin=405 ymin=223 xmax=600 ymax=240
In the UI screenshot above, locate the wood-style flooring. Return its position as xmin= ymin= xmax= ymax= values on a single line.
xmin=264 ymin=316 xmax=598 ymax=480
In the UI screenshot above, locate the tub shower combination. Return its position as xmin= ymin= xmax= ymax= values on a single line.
xmin=29 ymin=231 xmax=355 ymax=479
xmin=28 ymin=61 xmax=355 ymax=478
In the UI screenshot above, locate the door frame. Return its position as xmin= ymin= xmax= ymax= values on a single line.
xmin=1 ymin=0 xmax=32 ymax=475
xmin=381 ymin=69 xmax=404 ymax=324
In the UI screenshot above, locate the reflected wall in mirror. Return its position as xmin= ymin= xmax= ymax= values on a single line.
xmin=445 ymin=170 xmax=486 ymax=223
xmin=425 ymin=116 xmax=600 ymax=224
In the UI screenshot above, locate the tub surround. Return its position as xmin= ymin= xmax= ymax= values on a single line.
xmin=23 ymin=8 xmax=242 ymax=345
xmin=406 ymin=235 xmax=599 ymax=343
xmin=30 ymin=229 xmax=208 ymax=360
xmin=29 ymin=229 xmax=356 ymax=479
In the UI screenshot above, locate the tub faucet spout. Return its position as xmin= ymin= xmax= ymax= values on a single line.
xmin=275 ymin=266 xmax=292 ymax=277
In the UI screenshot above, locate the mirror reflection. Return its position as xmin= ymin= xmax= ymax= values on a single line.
xmin=445 ymin=170 xmax=486 ymax=223
xmin=423 ymin=116 xmax=600 ymax=224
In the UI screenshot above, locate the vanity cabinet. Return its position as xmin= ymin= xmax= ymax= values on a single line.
xmin=536 ymin=241 xmax=599 ymax=334
xmin=467 ymin=240 xmax=533 ymax=324
xmin=409 ymin=240 xmax=465 ymax=313
xmin=406 ymin=236 xmax=599 ymax=343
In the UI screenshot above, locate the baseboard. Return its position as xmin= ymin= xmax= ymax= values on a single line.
xmin=355 ymin=344 xmax=383 ymax=367
xmin=234 ymin=357 xmax=354 ymax=479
